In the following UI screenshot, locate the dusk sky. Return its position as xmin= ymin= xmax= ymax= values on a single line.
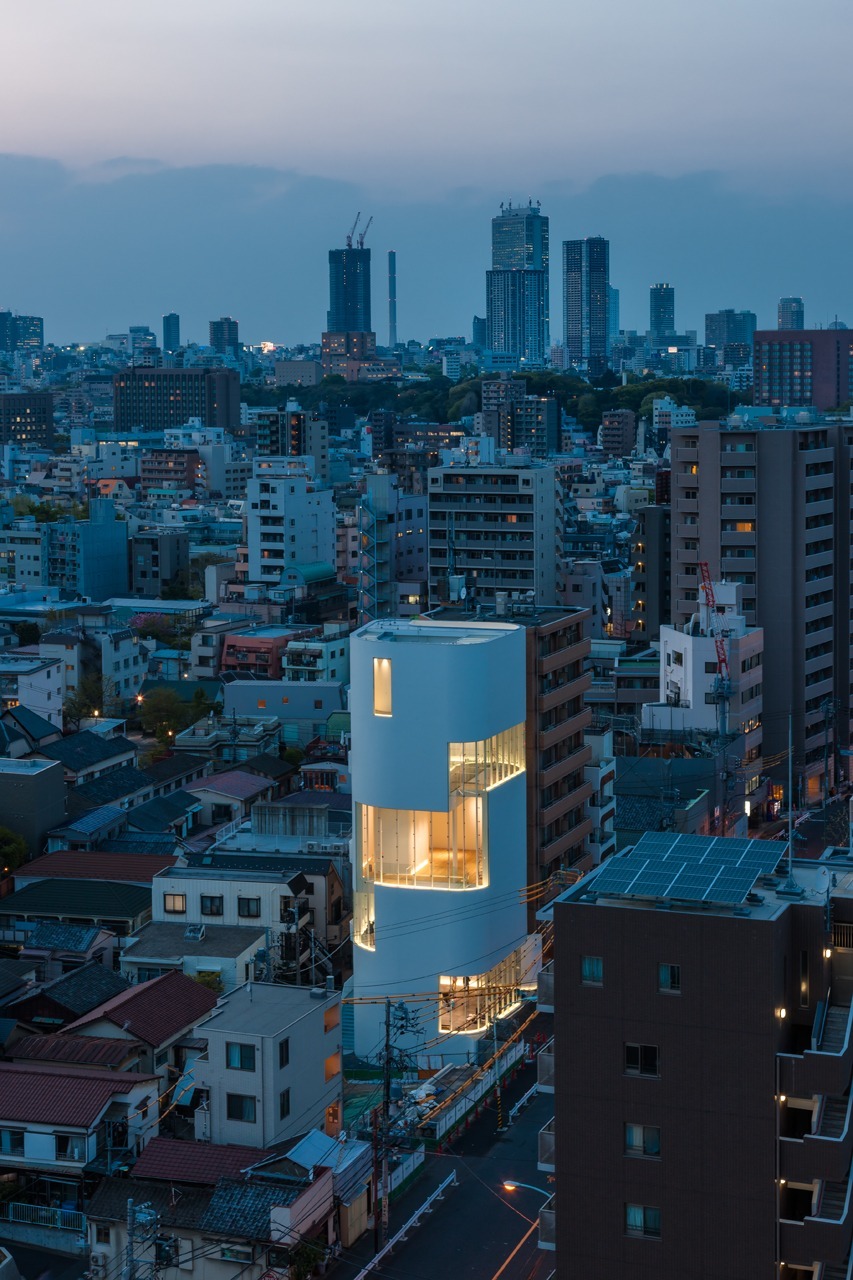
xmin=1 ymin=0 xmax=851 ymax=344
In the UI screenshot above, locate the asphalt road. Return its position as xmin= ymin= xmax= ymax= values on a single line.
xmin=333 ymin=1052 xmax=554 ymax=1280
xmin=0 ymin=1242 xmax=86 ymax=1280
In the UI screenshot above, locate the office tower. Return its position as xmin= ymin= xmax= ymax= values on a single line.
xmin=328 ymin=246 xmax=371 ymax=333
xmin=778 ymin=296 xmax=805 ymax=330
xmin=387 ymin=250 xmax=397 ymax=347
xmin=486 ymin=201 xmax=549 ymax=364
xmin=129 ymin=326 xmax=157 ymax=358
xmin=162 ymin=312 xmax=181 ymax=352
xmin=631 ymin=503 xmax=671 ymax=639
xmin=12 ymin=315 xmax=44 ymax=351
xmin=0 ymin=392 xmax=54 ymax=447
xmin=349 ymin=616 xmax=539 ymax=1062
xmin=670 ymin=416 xmax=853 ymax=803
xmin=472 ymin=315 xmax=488 ymax=349
xmin=113 ymin=368 xmax=240 ymax=433
xmin=704 ymin=308 xmax=757 ymax=349
xmin=356 ymin=472 xmax=427 ymax=624
xmin=607 ymin=286 xmax=620 ymax=347
xmin=245 ymin=457 xmax=335 ymax=583
xmin=649 ymin=282 xmax=675 ymax=344
xmin=486 ymin=270 xmax=547 ymax=366
xmin=0 ymin=313 xmax=13 ymax=353
xmin=563 ymin=237 xmax=610 ymax=374
xmin=542 ymin=833 xmax=853 ymax=1277
xmin=209 ymin=316 xmax=239 ymax=355
xmin=754 ymin=329 xmax=852 ymax=410
xmin=427 ymin=459 xmax=558 ymax=606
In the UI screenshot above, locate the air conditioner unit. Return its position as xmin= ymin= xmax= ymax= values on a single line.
xmin=90 ymin=1254 xmax=109 ymax=1276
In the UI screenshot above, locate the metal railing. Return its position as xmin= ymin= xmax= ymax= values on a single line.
xmin=833 ymin=922 xmax=853 ymax=950
xmin=0 ymin=1202 xmax=86 ymax=1233
xmin=539 ymin=1195 xmax=556 ymax=1250
xmin=351 ymin=1172 xmax=458 ymax=1279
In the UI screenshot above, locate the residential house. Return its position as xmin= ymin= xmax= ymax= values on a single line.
xmin=0 ymin=879 xmax=152 ymax=943
xmin=0 ymin=963 xmax=131 ymax=1030
xmin=14 ymin=852 xmax=179 ymax=890
xmin=183 ymin=771 xmax=275 ymax=826
xmin=0 ymin=653 xmax=63 ymax=727
xmin=120 ymin=922 xmax=266 ymax=990
xmin=9 ymin=1035 xmax=144 ymax=1072
xmin=17 ymin=922 xmax=117 ymax=981
xmin=34 ymin=731 xmax=137 ymax=785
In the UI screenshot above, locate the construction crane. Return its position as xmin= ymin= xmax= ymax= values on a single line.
xmin=698 ymin=561 xmax=731 ymax=736
xmin=357 ymin=215 xmax=373 ymax=249
xmin=346 ymin=211 xmax=361 ymax=249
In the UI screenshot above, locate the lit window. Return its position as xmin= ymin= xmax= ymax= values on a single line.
xmin=163 ymin=894 xmax=186 ymax=914
xmin=373 ymin=657 xmax=392 ymax=716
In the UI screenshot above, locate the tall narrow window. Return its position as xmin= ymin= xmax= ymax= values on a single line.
xmin=373 ymin=657 xmax=392 ymax=716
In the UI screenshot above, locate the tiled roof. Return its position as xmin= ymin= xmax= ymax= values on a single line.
xmin=88 ymin=1177 xmax=214 ymax=1230
xmin=17 ymin=852 xmax=177 ymax=885
xmin=49 ymin=806 xmax=127 ymax=837
xmin=126 ymin=792 xmax=200 ymax=833
xmin=0 ymin=1063 xmax=156 ymax=1126
xmin=4 ymin=962 xmax=130 ymax=1017
xmin=201 ymin=1178 xmax=301 ymax=1238
xmin=143 ymin=753 xmax=209 ymax=783
xmin=63 ymin=969 xmax=218 ymax=1046
xmin=100 ymin=834 xmax=180 ymax=857
xmin=241 ymin=753 xmax=295 ymax=780
xmin=3 ymin=705 xmax=60 ymax=742
xmin=22 ymin=922 xmax=101 ymax=951
xmin=70 ymin=766 xmax=155 ymax=809
xmin=0 ymin=957 xmax=37 ymax=1001
xmin=186 ymin=771 xmax=271 ymax=801
xmin=11 ymin=1034 xmax=143 ymax=1067
xmin=133 ymin=1137 xmax=263 ymax=1185
xmin=38 ymin=731 xmax=136 ymax=771
xmin=0 ymin=879 xmax=151 ymax=921
xmin=615 ymin=794 xmax=666 ymax=832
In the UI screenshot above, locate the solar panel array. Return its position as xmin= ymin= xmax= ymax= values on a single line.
xmin=589 ymin=832 xmax=786 ymax=905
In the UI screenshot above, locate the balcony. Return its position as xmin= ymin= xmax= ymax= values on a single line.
xmin=781 ymin=1095 xmax=853 ymax=1184
xmin=780 ymin=1177 xmax=853 ymax=1267
xmin=779 ymin=1001 xmax=853 ymax=1098
xmin=540 ymin=744 xmax=592 ymax=789
xmin=540 ymin=782 xmax=594 ymax=827
xmin=538 ymin=1037 xmax=555 ymax=1093
xmin=538 ymin=1118 xmax=555 ymax=1173
xmin=538 ymin=961 xmax=554 ymax=1013
xmin=538 ymin=1195 xmax=555 ymax=1251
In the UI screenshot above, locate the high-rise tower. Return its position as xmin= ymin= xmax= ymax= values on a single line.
xmin=563 ymin=237 xmax=610 ymax=374
xmin=328 ymin=247 xmax=371 ymax=333
xmin=162 ymin=313 xmax=180 ymax=352
xmin=778 ymin=296 xmax=805 ymax=330
xmin=649 ymin=282 xmax=675 ymax=344
xmin=486 ymin=200 xmax=549 ymax=365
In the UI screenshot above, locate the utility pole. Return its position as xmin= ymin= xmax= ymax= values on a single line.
xmin=821 ymin=695 xmax=835 ymax=808
xmin=493 ymin=1015 xmax=505 ymax=1133
xmin=124 ymin=1198 xmax=135 ymax=1280
xmin=381 ymin=997 xmax=392 ymax=1246
xmin=310 ymin=929 xmax=316 ymax=987
xmin=292 ymin=903 xmax=301 ymax=986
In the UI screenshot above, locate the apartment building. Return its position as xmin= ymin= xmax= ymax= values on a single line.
xmin=357 ymin=471 xmax=428 ymax=623
xmin=631 ymin=504 xmax=671 ymax=640
xmin=113 ymin=368 xmax=240 ymax=434
xmin=427 ymin=460 xmax=559 ymax=606
xmin=246 ymin=458 xmax=336 ymax=585
xmin=671 ymin=417 xmax=852 ymax=802
xmin=540 ymin=834 xmax=853 ymax=1278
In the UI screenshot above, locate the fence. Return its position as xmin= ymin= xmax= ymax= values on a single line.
xmin=0 ymin=1202 xmax=86 ymax=1233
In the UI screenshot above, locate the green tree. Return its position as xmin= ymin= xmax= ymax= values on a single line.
xmin=139 ymin=686 xmax=213 ymax=746
xmin=0 ymin=826 xmax=28 ymax=875
xmin=13 ymin=621 xmax=41 ymax=646
xmin=64 ymin=673 xmax=117 ymax=729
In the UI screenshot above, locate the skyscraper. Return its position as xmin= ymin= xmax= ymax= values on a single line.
xmin=563 ymin=237 xmax=610 ymax=374
xmin=209 ymin=316 xmax=239 ymax=355
xmin=162 ymin=313 xmax=180 ymax=352
xmin=649 ymin=282 xmax=675 ymax=343
xmin=486 ymin=201 xmax=549 ymax=364
xmin=328 ymin=246 xmax=371 ymax=333
xmin=778 ymin=295 xmax=805 ymax=330
xmin=607 ymin=286 xmax=620 ymax=348
xmin=387 ymin=250 xmax=397 ymax=348
xmin=704 ymin=308 xmax=756 ymax=349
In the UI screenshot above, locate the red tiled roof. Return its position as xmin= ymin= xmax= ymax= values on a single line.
xmin=62 ymin=970 xmax=218 ymax=1046
xmin=11 ymin=1035 xmax=144 ymax=1068
xmin=185 ymin=771 xmax=271 ymax=801
xmin=16 ymin=852 xmax=178 ymax=885
xmin=0 ymin=1063 xmax=156 ymax=1126
xmin=133 ymin=1137 xmax=264 ymax=1185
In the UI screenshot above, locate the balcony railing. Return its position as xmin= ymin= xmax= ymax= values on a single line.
xmin=833 ymin=922 xmax=853 ymax=950
xmin=538 ymin=1038 xmax=554 ymax=1093
xmin=779 ymin=1001 xmax=853 ymax=1097
xmin=538 ymin=1195 xmax=555 ymax=1251
xmin=0 ymin=1202 xmax=86 ymax=1233
xmin=538 ymin=962 xmax=554 ymax=1013
xmin=538 ymin=1118 xmax=555 ymax=1173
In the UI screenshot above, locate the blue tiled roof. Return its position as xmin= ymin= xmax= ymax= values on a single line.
xmin=23 ymin=922 xmax=101 ymax=952
xmin=51 ymin=806 xmax=126 ymax=836
xmin=201 ymin=1178 xmax=301 ymax=1237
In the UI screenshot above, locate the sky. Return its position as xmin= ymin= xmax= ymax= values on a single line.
xmin=0 ymin=0 xmax=851 ymax=345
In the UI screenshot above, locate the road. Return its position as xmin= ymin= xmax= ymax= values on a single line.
xmin=0 ymin=1242 xmax=86 ymax=1280
xmin=333 ymin=1054 xmax=554 ymax=1280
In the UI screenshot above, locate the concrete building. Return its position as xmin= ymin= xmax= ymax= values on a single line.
xmin=274 ymin=359 xmax=324 ymax=388
xmin=563 ymin=237 xmax=610 ymax=374
xmin=778 ymin=296 xmax=805 ymax=330
xmin=129 ymin=530 xmax=190 ymax=597
xmin=754 ymin=329 xmax=853 ymax=411
xmin=162 ymin=312 xmax=180 ymax=351
xmin=246 ymin=458 xmax=336 ymax=586
xmin=599 ymin=410 xmax=636 ymax=458
xmin=649 ymin=282 xmax=675 ymax=344
xmin=631 ymin=504 xmax=671 ymax=640
xmin=194 ymin=981 xmax=342 ymax=1144
xmin=0 ymin=653 xmax=64 ymax=727
xmin=113 ymin=368 xmax=240 ymax=434
xmin=540 ymin=837 xmax=853 ymax=1278
xmin=671 ymin=416 xmax=853 ymax=802
xmin=357 ymin=472 xmax=428 ymax=624
xmin=349 ymin=618 xmax=539 ymax=1065
xmin=487 ymin=201 xmax=549 ymax=364
xmin=0 ymin=393 xmax=54 ymax=449
xmin=427 ymin=459 xmax=558 ymax=606
xmin=704 ymin=308 xmax=757 ymax=351
xmin=255 ymin=410 xmax=330 ymax=483
xmin=209 ymin=316 xmax=239 ymax=356
xmin=0 ymin=758 xmax=66 ymax=857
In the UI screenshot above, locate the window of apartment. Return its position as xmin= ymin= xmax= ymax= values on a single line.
xmin=155 ymin=1050 xmax=168 ymax=1068
xmin=373 ymin=656 xmax=392 ymax=716
xmin=625 ymin=1044 xmax=659 ymax=1077
xmin=658 ymin=963 xmax=681 ymax=994
xmin=95 ymin=1227 xmax=111 ymax=1246
xmin=625 ymin=1204 xmax=661 ymax=1239
xmin=220 ymin=1245 xmax=254 ymax=1264
xmin=672 ymin=651 xmax=683 ymax=666
xmin=163 ymin=894 xmax=186 ymax=914
xmin=237 ymin=897 xmax=261 ymax=918
xmin=201 ymin=895 xmax=223 ymax=917
xmin=324 ymin=1052 xmax=342 ymax=1082
xmin=226 ymin=1094 xmax=256 ymax=1123
xmin=278 ymin=1038 xmax=290 ymax=1069
xmin=0 ymin=1129 xmax=24 ymax=1156
xmin=581 ymin=955 xmax=603 ymax=985
xmin=324 ymin=1005 xmax=341 ymax=1033
xmin=55 ymin=1134 xmax=86 ymax=1161
xmin=624 ymin=1124 xmax=661 ymax=1158
xmin=279 ymin=1089 xmax=291 ymax=1120
xmin=226 ymin=1043 xmax=256 ymax=1071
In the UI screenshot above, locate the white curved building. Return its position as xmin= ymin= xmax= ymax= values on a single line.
xmin=349 ymin=617 xmax=539 ymax=1065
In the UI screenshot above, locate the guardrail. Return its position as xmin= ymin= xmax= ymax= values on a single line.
xmin=0 ymin=1202 xmax=86 ymax=1233
xmin=351 ymin=1172 xmax=458 ymax=1279
xmin=509 ymin=1082 xmax=539 ymax=1126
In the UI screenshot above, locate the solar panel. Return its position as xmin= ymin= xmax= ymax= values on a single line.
xmin=591 ymin=832 xmax=785 ymax=906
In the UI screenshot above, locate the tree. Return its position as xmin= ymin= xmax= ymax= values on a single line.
xmin=64 ymin=673 xmax=117 ymax=729
xmin=139 ymin=686 xmax=213 ymax=746
xmin=13 ymin=621 xmax=40 ymax=646
xmin=0 ymin=826 xmax=28 ymax=875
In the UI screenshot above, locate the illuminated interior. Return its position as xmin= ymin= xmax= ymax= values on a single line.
xmin=373 ymin=657 xmax=392 ymax=716
xmin=439 ymin=945 xmax=530 ymax=1034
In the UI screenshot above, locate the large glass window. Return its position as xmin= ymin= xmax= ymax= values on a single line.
xmin=439 ymin=945 xmax=528 ymax=1034
xmin=373 ymin=657 xmax=392 ymax=716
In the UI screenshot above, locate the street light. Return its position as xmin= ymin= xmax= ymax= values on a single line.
xmin=502 ymin=1181 xmax=551 ymax=1201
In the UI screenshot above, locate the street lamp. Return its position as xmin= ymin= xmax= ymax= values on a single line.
xmin=502 ymin=1181 xmax=551 ymax=1201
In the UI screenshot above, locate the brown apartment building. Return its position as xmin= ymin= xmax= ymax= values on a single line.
xmin=540 ymin=831 xmax=853 ymax=1279
xmin=754 ymin=329 xmax=853 ymax=412
xmin=113 ymin=368 xmax=240 ymax=433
